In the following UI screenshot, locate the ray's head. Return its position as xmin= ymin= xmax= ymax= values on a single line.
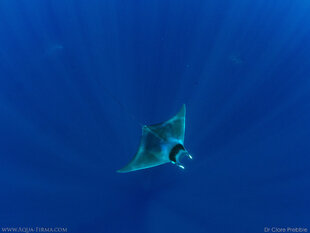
xmin=169 ymin=143 xmax=192 ymax=169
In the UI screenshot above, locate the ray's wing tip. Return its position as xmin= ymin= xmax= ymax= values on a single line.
xmin=178 ymin=104 xmax=186 ymax=117
xmin=116 ymin=168 xmax=129 ymax=173
xmin=117 ymin=164 xmax=138 ymax=173
xmin=116 ymin=164 xmax=131 ymax=173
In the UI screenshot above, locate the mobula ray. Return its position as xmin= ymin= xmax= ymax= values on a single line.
xmin=117 ymin=104 xmax=192 ymax=173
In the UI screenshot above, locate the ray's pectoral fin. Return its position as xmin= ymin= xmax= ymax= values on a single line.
xmin=117 ymin=125 xmax=170 ymax=173
xmin=117 ymin=151 xmax=168 ymax=173
xmin=148 ymin=104 xmax=186 ymax=142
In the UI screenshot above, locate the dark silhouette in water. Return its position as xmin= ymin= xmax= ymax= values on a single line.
xmin=118 ymin=104 xmax=192 ymax=172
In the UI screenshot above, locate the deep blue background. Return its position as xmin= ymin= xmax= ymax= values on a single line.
xmin=0 ymin=0 xmax=310 ymax=232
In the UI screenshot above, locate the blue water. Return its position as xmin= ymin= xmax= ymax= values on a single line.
xmin=0 ymin=0 xmax=310 ymax=232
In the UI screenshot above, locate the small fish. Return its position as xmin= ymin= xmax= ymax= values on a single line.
xmin=117 ymin=104 xmax=192 ymax=173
